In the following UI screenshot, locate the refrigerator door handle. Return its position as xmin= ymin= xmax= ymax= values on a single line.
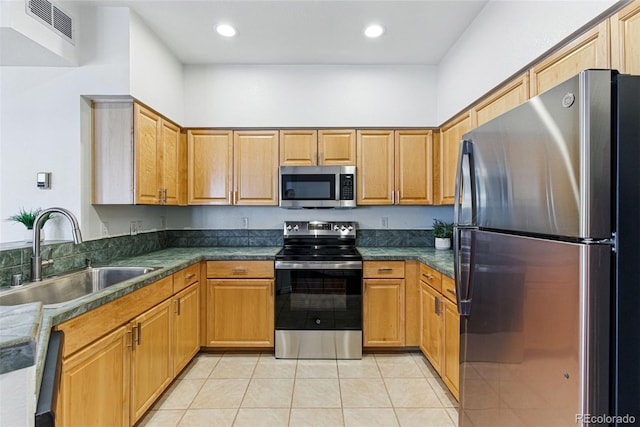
xmin=454 ymin=227 xmax=473 ymax=316
xmin=454 ymin=139 xmax=476 ymax=227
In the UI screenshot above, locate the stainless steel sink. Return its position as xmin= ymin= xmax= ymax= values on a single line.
xmin=0 ymin=267 xmax=159 ymax=308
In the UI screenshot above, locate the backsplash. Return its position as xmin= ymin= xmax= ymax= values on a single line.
xmin=0 ymin=228 xmax=433 ymax=287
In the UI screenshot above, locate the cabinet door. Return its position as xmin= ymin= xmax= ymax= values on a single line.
xmin=318 ymin=129 xmax=356 ymax=165
xmin=420 ymin=281 xmax=443 ymax=374
xmin=134 ymin=103 xmax=161 ymax=204
xmin=363 ymin=279 xmax=405 ymax=347
xmin=395 ymin=130 xmax=433 ymax=205
xmin=442 ymin=298 xmax=460 ymax=400
xmin=57 ymin=325 xmax=130 ymax=427
xmin=280 ymin=129 xmax=317 ymax=165
xmin=130 ymin=299 xmax=173 ymax=423
xmin=187 ymin=130 xmax=233 ymax=205
xmin=173 ymin=283 xmax=200 ymax=375
xmin=357 ymin=130 xmax=394 ymax=205
xmin=206 ymin=279 xmax=274 ymax=347
xmin=234 ymin=130 xmax=279 ymax=205
xmin=530 ymin=21 xmax=610 ymax=96
xmin=471 ymin=73 xmax=529 ymax=127
xmin=611 ymin=0 xmax=640 ymax=74
xmin=161 ymin=119 xmax=182 ymax=205
xmin=435 ymin=113 xmax=470 ymax=205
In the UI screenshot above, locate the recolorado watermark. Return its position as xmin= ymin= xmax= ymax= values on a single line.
xmin=576 ymin=414 xmax=636 ymax=424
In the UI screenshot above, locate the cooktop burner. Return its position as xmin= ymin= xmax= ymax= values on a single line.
xmin=276 ymin=221 xmax=361 ymax=262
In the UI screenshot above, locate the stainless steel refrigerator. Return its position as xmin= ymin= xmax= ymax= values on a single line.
xmin=454 ymin=69 xmax=639 ymax=426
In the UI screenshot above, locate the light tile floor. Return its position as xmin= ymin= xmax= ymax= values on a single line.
xmin=138 ymin=351 xmax=458 ymax=427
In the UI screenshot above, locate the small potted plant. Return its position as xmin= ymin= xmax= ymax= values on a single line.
xmin=8 ymin=208 xmax=53 ymax=242
xmin=432 ymin=219 xmax=453 ymax=250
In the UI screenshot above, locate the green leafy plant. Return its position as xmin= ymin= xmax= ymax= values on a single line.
xmin=8 ymin=208 xmax=53 ymax=230
xmin=432 ymin=219 xmax=453 ymax=239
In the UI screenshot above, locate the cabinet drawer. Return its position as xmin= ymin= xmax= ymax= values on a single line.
xmin=363 ymin=261 xmax=405 ymax=278
xmin=419 ymin=263 xmax=442 ymax=292
xmin=55 ymin=275 xmax=173 ymax=358
xmin=206 ymin=261 xmax=274 ymax=278
xmin=173 ymin=263 xmax=200 ymax=294
xmin=442 ymin=275 xmax=457 ymax=303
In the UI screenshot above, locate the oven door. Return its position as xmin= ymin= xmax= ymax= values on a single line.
xmin=275 ymin=261 xmax=362 ymax=331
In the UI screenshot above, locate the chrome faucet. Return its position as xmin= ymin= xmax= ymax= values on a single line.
xmin=31 ymin=207 xmax=83 ymax=281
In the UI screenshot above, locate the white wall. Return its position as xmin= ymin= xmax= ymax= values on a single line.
xmin=0 ymin=0 xmax=79 ymax=66
xmin=168 ymin=205 xmax=454 ymax=231
xmin=129 ymin=12 xmax=185 ymax=124
xmin=184 ymin=64 xmax=437 ymax=127
xmin=0 ymin=7 xmax=132 ymax=243
xmin=436 ymin=0 xmax=619 ymax=124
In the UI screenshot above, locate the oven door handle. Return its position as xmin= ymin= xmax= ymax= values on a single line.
xmin=275 ymin=260 xmax=363 ymax=270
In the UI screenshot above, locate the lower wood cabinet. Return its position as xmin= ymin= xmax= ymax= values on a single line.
xmin=130 ymin=299 xmax=173 ymax=423
xmin=205 ymin=261 xmax=274 ymax=347
xmin=55 ymin=265 xmax=202 ymax=426
xmin=420 ymin=281 xmax=443 ymax=373
xmin=57 ymin=325 xmax=131 ymax=427
xmin=173 ymin=282 xmax=200 ymax=374
xmin=442 ymin=297 xmax=460 ymax=398
xmin=419 ymin=266 xmax=460 ymax=400
xmin=363 ymin=261 xmax=405 ymax=347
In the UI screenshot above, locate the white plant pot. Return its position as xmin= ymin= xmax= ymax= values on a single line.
xmin=435 ymin=237 xmax=451 ymax=250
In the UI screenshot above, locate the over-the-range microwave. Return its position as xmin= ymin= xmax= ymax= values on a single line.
xmin=279 ymin=165 xmax=356 ymax=208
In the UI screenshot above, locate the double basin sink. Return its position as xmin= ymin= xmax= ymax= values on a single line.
xmin=0 ymin=266 xmax=159 ymax=308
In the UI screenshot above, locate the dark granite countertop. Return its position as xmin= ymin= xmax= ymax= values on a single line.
xmin=0 ymin=245 xmax=453 ymax=394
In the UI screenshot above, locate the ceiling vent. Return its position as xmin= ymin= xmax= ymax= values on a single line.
xmin=26 ymin=0 xmax=74 ymax=44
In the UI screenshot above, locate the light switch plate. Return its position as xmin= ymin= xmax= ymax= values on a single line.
xmin=37 ymin=172 xmax=51 ymax=189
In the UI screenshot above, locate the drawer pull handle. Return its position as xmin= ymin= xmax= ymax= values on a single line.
xmin=422 ymin=273 xmax=433 ymax=280
xmin=232 ymin=267 xmax=248 ymax=274
xmin=446 ymin=288 xmax=456 ymax=296
xmin=378 ymin=267 xmax=393 ymax=272
xmin=184 ymin=273 xmax=196 ymax=280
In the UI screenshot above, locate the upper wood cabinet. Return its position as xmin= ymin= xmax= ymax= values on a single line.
xmin=280 ymin=129 xmax=318 ymax=166
xmin=435 ymin=113 xmax=470 ymax=205
xmin=234 ymin=130 xmax=280 ymax=205
xmin=280 ymin=129 xmax=356 ymax=166
xmin=93 ymin=101 xmax=185 ymax=205
xmin=611 ymin=0 xmax=640 ymax=74
xmin=530 ymin=20 xmax=610 ymax=96
xmin=187 ymin=130 xmax=279 ymax=205
xmin=187 ymin=130 xmax=233 ymax=204
xmin=318 ymin=129 xmax=356 ymax=165
xmin=395 ymin=130 xmax=433 ymax=205
xmin=357 ymin=129 xmax=433 ymax=205
xmin=471 ymin=73 xmax=530 ymax=128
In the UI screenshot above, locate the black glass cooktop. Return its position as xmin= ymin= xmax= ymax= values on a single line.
xmin=276 ymin=244 xmax=362 ymax=261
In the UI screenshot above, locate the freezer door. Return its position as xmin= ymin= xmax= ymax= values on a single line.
xmin=463 ymin=70 xmax=613 ymax=239
xmin=459 ymin=230 xmax=610 ymax=427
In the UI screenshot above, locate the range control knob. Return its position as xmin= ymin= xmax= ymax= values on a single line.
xmin=341 ymin=225 xmax=347 ymax=231
xmin=286 ymin=225 xmax=292 ymax=231
xmin=293 ymin=225 xmax=299 ymax=231
xmin=347 ymin=225 xmax=354 ymax=231
xmin=333 ymin=225 xmax=340 ymax=231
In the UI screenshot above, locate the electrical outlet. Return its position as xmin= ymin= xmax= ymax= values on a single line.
xmin=130 ymin=221 xmax=137 ymax=235
xmin=381 ymin=217 xmax=389 ymax=228
xmin=137 ymin=220 xmax=143 ymax=232
xmin=101 ymin=222 xmax=109 ymax=237
xmin=242 ymin=217 xmax=249 ymax=229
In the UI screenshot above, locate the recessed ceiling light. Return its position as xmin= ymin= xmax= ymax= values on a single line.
xmin=216 ymin=24 xmax=237 ymax=37
xmin=364 ymin=24 xmax=384 ymax=38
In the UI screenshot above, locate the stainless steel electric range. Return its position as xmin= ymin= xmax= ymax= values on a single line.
xmin=274 ymin=221 xmax=362 ymax=359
